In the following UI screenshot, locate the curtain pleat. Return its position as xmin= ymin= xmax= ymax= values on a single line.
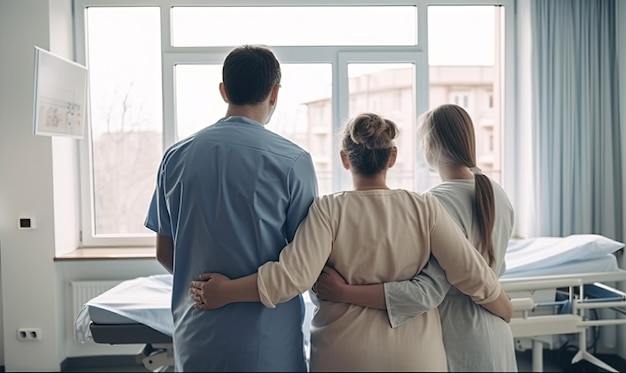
xmin=530 ymin=0 xmax=622 ymax=241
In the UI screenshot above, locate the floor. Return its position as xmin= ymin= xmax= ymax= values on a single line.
xmin=61 ymin=349 xmax=626 ymax=372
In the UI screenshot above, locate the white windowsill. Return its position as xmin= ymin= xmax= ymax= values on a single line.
xmin=54 ymin=247 xmax=156 ymax=261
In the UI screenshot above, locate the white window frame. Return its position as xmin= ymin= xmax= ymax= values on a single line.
xmin=73 ymin=0 xmax=517 ymax=247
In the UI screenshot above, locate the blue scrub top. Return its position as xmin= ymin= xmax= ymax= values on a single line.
xmin=145 ymin=116 xmax=318 ymax=372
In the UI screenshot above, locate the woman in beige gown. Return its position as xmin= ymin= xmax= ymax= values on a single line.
xmin=190 ymin=113 xmax=512 ymax=372
xmin=314 ymin=104 xmax=517 ymax=372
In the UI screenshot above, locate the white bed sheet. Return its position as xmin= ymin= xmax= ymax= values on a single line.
xmin=75 ymin=274 xmax=173 ymax=343
xmin=504 ymin=234 xmax=623 ymax=276
xmin=75 ymin=274 xmax=316 ymax=348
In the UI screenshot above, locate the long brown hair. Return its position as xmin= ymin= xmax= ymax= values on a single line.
xmin=418 ymin=104 xmax=496 ymax=266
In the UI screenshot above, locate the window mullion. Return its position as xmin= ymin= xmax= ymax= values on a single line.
xmin=160 ymin=6 xmax=177 ymax=148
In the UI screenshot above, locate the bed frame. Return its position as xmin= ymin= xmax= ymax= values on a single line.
xmin=503 ymin=270 xmax=626 ymax=372
xmin=89 ymin=323 xmax=173 ymax=372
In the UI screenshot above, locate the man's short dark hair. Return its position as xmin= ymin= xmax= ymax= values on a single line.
xmin=222 ymin=45 xmax=282 ymax=106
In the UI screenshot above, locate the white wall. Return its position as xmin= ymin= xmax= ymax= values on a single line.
xmin=617 ymin=0 xmax=626 ymax=361
xmin=0 ymin=0 xmax=169 ymax=370
xmin=0 ymin=0 xmax=62 ymax=370
xmin=619 ymin=0 xmax=626 ymax=262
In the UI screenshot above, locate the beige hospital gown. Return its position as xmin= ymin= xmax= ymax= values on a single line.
xmin=257 ymin=189 xmax=502 ymax=372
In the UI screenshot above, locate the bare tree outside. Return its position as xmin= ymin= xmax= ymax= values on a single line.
xmin=91 ymin=81 xmax=162 ymax=235
xmin=86 ymin=7 xmax=163 ymax=237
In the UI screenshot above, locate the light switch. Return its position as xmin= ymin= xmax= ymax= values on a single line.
xmin=18 ymin=217 xmax=36 ymax=229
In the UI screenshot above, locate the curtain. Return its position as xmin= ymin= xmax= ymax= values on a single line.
xmin=531 ymin=0 xmax=622 ymax=240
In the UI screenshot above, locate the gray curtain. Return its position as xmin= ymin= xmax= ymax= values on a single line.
xmin=531 ymin=0 xmax=622 ymax=240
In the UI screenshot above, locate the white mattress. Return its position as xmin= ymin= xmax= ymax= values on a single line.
xmin=501 ymin=252 xmax=619 ymax=279
xmin=88 ymin=305 xmax=138 ymax=325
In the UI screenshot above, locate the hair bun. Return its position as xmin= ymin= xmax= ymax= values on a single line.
xmin=348 ymin=113 xmax=398 ymax=149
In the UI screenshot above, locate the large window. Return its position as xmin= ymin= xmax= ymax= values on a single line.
xmin=75 ymin=0 xmax=513 ymax=247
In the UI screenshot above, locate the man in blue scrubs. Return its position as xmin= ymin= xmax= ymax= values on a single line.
xmin=145 ymin=44 xmax=318 ymax=372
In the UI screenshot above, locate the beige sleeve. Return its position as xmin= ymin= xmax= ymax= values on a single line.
xmin=427 ymin=195 xmax=501 ymax=304
xmin=257 ymin=198 xmax=333 ymax=308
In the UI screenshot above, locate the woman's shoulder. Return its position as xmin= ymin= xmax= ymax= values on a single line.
xmin=310 ymin=191 xmax=349 ymax=211
xmin=313 ymin=189 xmax=435 ymax=204
xmin=314 ymin=191 xmax=348 ymax=203
xmin=391 ymin=189 xmax=445 ymax=212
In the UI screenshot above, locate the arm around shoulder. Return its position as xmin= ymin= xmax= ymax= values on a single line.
xmin=156 ymin=233 xmax=174 ymax=274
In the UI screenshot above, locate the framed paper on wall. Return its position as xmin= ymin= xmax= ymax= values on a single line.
xmin=32 ymin=46 xmax=88 ymax=139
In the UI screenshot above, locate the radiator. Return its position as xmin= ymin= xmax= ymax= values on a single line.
xmin=70 ymin=280 xmax=122 ymax=326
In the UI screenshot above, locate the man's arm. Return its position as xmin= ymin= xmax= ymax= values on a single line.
xmin=146 ymin=155 xmax=174 ymax=273
xmin=285 ymin=153 xmax=318 ymax=241
xmin=156 ymin=233 xmax=174 ymax=274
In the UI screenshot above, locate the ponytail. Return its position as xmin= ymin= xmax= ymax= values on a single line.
xmin=425 ymin=104 xmax=497 ymax=267
xmin=473 ymin=173 xmax=496 ymax=266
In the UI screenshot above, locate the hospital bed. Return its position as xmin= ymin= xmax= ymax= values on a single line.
xmin=74 ymin=274 xmax=175 ymax=372
xmin=501 ymin=234 xmax=626 ymax=372
xmin=74 ymin=234 xmax=625 ymax=372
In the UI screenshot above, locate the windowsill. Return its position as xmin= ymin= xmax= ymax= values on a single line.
xmin=54 ymin=247 xmax=156 ymax=261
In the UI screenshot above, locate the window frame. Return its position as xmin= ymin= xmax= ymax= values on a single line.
xmin=74 ymin=0 xmax=517 ymax=248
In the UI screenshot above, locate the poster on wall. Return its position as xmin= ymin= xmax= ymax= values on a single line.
xmin=32 ymin=46 xmax=88 ymax=139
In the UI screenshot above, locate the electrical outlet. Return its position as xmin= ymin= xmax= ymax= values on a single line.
xmin=17 ymin=328 xmax=41 ymax=341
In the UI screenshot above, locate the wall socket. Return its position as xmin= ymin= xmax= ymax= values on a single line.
xmin=17 ymin=328 xmax=41 ymax=341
